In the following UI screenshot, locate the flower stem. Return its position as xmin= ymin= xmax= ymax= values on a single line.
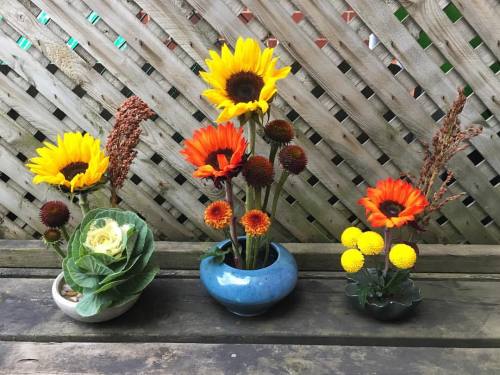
xmin=78 ymin=193 xmax=90 ymax=216
xmin=263 ymin=143 xmax=279 ymax=211
xmin=225 ymin=179 xmax=243 ymax=269
xmin=61 ymin=225 xmax=70 ymax=242
xmin=50 ymin=242 xmax=66 ymax=260
xmin=248 ymin=116 xmax=257 ymax=157
xmin=383 ymin=228 xmax=392 ymax=278
xmin=271 ymin=170 xmax=289 ymax=219
xmin=254 ymin=188 xmax=262 ymax=209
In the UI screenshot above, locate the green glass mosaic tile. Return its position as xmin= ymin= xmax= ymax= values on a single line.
xmin=66 ymin=37 xmax=79 ymax=49
xmin=16 ymin=36 xmax=32 ymax=50
xmin=87 ymin=11 xmax=100 ymax=25
xmin=417 ymin=31 xmax=432 ymax=49
xmin=114 ymin=36 xmax=127 ymax=50
xmin=443 ymin=2 xmax=462 ymax=23
xmin=440 ymin=61 xmax=454 ymax=73
xmin=37 ymin=10 xmax=50 ymax=25
xmin=394 ymin=6 xmax=409 ymax=22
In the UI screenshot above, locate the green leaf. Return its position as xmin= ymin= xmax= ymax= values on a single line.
xmin=76 ymin=255 xmax=114 ymax=276
xmin=99 ymin=254 xmax=142 ymax=285
xmin=93 ymin=277 xmax=129 ymax=294
xmin=65 ymin=257 xmax=100 ymax=289
xmin=201 ymin=245 xmax=229 ymax=264
xmin=76 ymin=291 xmax=114 ymax=317
xmin=62 ymin=257 xmax=83 ymax=293
xmin=116 ymin=265 xmax=159 ymax=296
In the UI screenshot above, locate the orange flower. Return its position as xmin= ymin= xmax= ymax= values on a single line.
xmin=181 ymin=122 xmax=247 ymax=187
xmin=358 ymin=178 xmax=428 ymax=228
xmin=204 ymin=201 xmax=232 ymax=230
xmin=240 ymin=210 xmax=271 ymax=237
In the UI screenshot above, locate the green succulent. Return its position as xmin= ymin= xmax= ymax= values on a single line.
xmin=63 ymin=208 xmax=159 ymax=317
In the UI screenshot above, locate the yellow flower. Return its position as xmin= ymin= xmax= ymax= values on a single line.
xmin=200 ymin=37 xmax=291 ymax=123
xmin=27 ymin=132 xmax=108 ymax=193
xmin=357 ymin=231 xmax=384 ymax=255
xmin=389 ymin=244 xmax=417 ymax=269
xmin=341 ymin=226 xmax=362 ymax=247
xmin=341 ymin=249 xmax=365 ymax=273
xmin=84 ymin=218 xmax=130 ymax=257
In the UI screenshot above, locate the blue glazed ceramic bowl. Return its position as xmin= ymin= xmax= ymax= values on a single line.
xmin=200 ymin=237 xmax=298 ymax=317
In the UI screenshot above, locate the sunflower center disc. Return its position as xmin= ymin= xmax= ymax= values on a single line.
xmin=226 ymin=72 xmax=264 ymax=103
xmin=205 ymin=148 xmax=233 ymax=169
xmin=379 ymin=200 xmax=404 ymax=217
xmin=60 ymin=162 xmax=89 ymax=181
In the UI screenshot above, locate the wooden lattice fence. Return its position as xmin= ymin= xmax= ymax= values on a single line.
xmin=0 ymin=0 xmax=498 ymax=244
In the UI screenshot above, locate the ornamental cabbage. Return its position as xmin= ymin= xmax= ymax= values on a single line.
xmin=63 ymin=208 xmax=159 ymax=317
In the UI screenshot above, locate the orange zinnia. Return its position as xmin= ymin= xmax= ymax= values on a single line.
xmin=358 ymin=178 xmax=428 ymax=228
xmin=181 ymin=122 xmax=247 ymax=187
xmin=240 ymin=210 xmax=271 ymax=237
xmin=204 ymin=201 xmax=232 ymax=230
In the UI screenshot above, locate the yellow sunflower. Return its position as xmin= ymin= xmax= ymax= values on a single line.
xmin=200 ymin=37 xmax=291 ymax=123
xmin=27 ymin=132 xmax=109 ymax=193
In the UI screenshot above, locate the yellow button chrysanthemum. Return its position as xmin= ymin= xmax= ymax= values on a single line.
xmin=341 ymin=249 xmax=365 ymax=273
xmin=341 ymin=226 xmax=362 ymax=248
xmin=357 ymin=231 xmax=385 ymax=255
xmin=389 ymin=244 xmax=417 ymax=269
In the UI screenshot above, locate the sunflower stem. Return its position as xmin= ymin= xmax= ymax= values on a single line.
xmin=225 ymin=179 xmax=243 ymax=269
xmin=248 ymin=116 xmax=256 ymax=157
xmin=263 ymin=143 xmax=279 ymax=211
xmin=61 ymin=225 xmax=70 ymax=242
xmin=270 ymin=170 xmax=289 ymax=220
xmin=78 ymin=193 xmax=90 ymax=217
xmin=383 ymin=228 xmax=392 ymax=278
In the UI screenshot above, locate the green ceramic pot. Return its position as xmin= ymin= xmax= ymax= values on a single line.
xmin=345 ymin=268 xmax=422 ymax=321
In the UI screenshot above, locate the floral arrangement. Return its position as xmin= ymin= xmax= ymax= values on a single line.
xmin=27 ymin=96 xmax=158 ymax=317
xmin=339 ymin=88 xmax=482 ymax=308
xmin=181 ymin=37 xmax=306 ymax=269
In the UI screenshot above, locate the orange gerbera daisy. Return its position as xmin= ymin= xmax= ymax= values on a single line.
xmin=180 ymin=122 xmax=247 ymax=187
xmin=358 ymin=178 xmax=428 ymax=228
xmin=204 ymin=201 xmax=232 ymax=230
xmin=240 ymin=210 xmax=271 ymax=237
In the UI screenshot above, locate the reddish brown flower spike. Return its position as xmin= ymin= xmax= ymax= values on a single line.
xmin=40 ymin=201 xmax=70 ymax=228
xmin=279 ymin=145 xmax=307 ymax=174
xmin=242 ymin=156 xmax=274 ymax=188
xmin=106 ymin=96 xmax=154 ymax=194
xmin=264 ymin=119 xmax=294 ymax=145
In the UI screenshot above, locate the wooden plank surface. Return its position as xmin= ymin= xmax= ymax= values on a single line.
xmin=2 ymin=240 xmax=500 ymax=273
xmin=1 ymin=341 xmax=499 ymax=375
xmin=1 ymin=274 xmax=500 ymax=347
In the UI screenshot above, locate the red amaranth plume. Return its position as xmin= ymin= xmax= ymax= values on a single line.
xmin=106 ymin=96 xmax=154 ymax=205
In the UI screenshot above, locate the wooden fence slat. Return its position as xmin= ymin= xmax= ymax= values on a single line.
xmin=401 ymin=0 xmax=500 ymax=119
xmin=0 ymin=32 xmax=193 ymax=241
xmin=235 ymin=0 xmax=494 ymax=244
xmin=293 ymin=0 xmax=500 ymax=241
xmin=348 ymin=0 xmax=500 ymax=177
xmin=33 ymin=0 xmax=331 ymax=242
xmin=453 ymin=0 xmax=500 ymax=61
xmin=186 ymin=0 xmax=417 ymax=234
xmin=0 ymin=0 xmax=497 ymax=243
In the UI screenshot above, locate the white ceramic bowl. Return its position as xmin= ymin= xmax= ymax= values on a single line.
xmin=52 ymin=272 xmax=140 ymax=323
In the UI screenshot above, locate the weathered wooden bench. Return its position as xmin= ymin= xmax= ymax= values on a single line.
xmin=1 ymin=240 xmax=500 ymax=374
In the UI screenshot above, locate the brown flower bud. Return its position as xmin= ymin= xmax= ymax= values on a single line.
xmin=242 ymin=156 xmax=274 ymax=188
xmin=279 ymin=145 xmax=307 ymax=174
xmin=40 ymin=201 xmax=70 ymax=228
xmin=264 ymin=119 xmax=294 ymax=145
